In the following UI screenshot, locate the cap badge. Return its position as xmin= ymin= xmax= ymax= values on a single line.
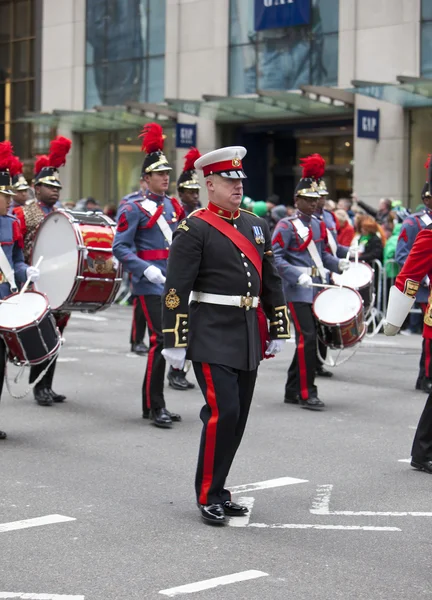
xmin=232 ymin=157 xmax=241 ymax=168
xmin=165 ymin=288 xmax=181 ymax=310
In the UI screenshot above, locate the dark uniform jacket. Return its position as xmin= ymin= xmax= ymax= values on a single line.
xmin=162 ymin=202 xmax=289 ymax=372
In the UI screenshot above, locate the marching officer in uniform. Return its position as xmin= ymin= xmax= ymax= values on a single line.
xmin=272 ymin=168 xmax=350 ymax=410
xmin=177 ymin=147 xmax=202 ymax=217
xmin=13 ymin=136 xmax=71 ymax=407
xmin=384 ymin=224 xmax=432 ymax=474
xmin=8 ymin=159 xmax=30 ymax=213
xmin=0 ymin=142 xmax=39 ymax=438
xmin=113 ymin=123 xmax=191 ymax=428
xmin=161 ymin=146 xmax=290 ymax=525
xmin=396 ymin=154 xmax=432 ymax=393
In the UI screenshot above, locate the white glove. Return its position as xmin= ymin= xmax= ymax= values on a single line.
xmin=26 ymin=266 xmax=40 ymax=282
xmin=112 ymin=256 xmax=119 ymax=270
xmin=424 ymin=275 xmax=430 ymax=287
xmin=265 ymin=339 xmax=285 ymax=356
xmin=162 ymin=348 xmax=186 ymax=369
xmin=383 ymin=322 xmax=400 ymax=336
xmin=298 ymin=273 xmax=312 ymax=287
xmin=144 ymin=265 xmax=166 ymax=285
xmin=338 ymin=259 xmax=350 ymax=272
xmin=348 ymin=247 xmax=358 ymax=258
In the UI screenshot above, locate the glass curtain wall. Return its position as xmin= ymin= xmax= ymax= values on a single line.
xmin=229 ymin=0 xmax=339 ymax=96
xmin=421 ymin=0 xmax=432 ymax=77
xmin=85 ymin=0 xmax=166 ymax=108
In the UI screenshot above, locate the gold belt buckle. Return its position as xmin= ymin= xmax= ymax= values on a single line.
xmin=311 ymin=266 xmax=318 ymax=278
xmin=240 ymin=296 xmax=253 ymax=309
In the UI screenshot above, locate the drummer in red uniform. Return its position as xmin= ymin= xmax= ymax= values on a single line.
xmin=0 ymin=143 xmax=39 ymax=438
xmin=13 ymin=136 xmax=71 ymax=407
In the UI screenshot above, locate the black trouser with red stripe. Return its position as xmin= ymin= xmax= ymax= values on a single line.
xmin=130 ymin=295 xmax=146 ymax=345
xmin=139 ymin=295 xmax=166 ymax=413
xmin=412 ymin=394 xmax=432 ymax=461
xmin=29 ymin=313 xmax=70 ymax=389
xmin=418 ymin=304 xmax=432 ymax=382
xmin=193 ymin=362 xmax=257 ymax=506
xmin=286 ymin=302 xmax=318 ymax=400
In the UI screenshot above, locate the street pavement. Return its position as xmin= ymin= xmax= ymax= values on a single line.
xmin=0 ymin=305 xmax=431 ymax=599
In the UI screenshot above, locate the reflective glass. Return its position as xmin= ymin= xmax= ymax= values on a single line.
xmin=11 ymin=81 xmax=27 ymax=120
xmin=85 ymin=65 xmax=103 ymax=109
xmin=230 ymin=0 xmax=255 ymax=46
xmin=148 ymin=0 xmax=165 ymax=56
xmin=421 ymin=22 xmax=432 ymax=78
xmin=422 ymin=0 xmax=432 ymax=20
xmin=314 ymin=0 xmax=339 ymax=34
xmin=11 ymin=122 xmax=31 ymax=158
xmin=105 ymin=0 xmax=145 ymax=61
xmin=105 ymin=59 xmax=145 ymax=105
xmin=13 ymin=0 xmax=30 ymax=39
xmin=0 ymin=44 xmax=10 ymax=82
xmin=147 ymin=56 xmax=164 ymax=102
xmin=0 ymin=3 xmax=11 ymax=43
xmin=229 ymin=44 xmax=256 ymax=95
xmin=12 ymin=40 xmax=28 ymax=79
xmin=312 ymin=33 xmax=338 ymax=86
xmin=257 ymin=31 xmax=311 ymax=91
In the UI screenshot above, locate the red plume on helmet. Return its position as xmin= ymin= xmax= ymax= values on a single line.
xmin=139 ymin=123 xmax=164 ymax=154
xmin=9 ymin=155 xmax=23 ymax=177
xmin=0 ymin=141 xmax=14 ymax=172
xmin=183 ymin=147 xmax=201 ymax=172
xmin=34 ymin=155 xmax=49 ymax=175
xmin=48 ymin=136 xmax=72 ymax=168
xmin=424 ymin=154 xmax=431 ymax=170
xmin=300 ymin=153 xmax=326 ymax=179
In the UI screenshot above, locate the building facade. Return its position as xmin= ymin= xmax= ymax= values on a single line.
xmin=2 ymin=0 xmax=432 ymax=208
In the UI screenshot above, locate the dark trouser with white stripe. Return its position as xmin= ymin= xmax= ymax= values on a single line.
xmin=412 ymin=394 xmax=432 ymax=461
xmin=286 ymin=302 xmax=317 ymax=400
xmin=418 ymin=304 xmax=432 ymax=381
xmin=193 ymin=362 xmax=257 ymax=505
xmin=139 ymin=295 xmax=166 ymax=413
xmin=130 ymin=295 xmax=146 ymax=345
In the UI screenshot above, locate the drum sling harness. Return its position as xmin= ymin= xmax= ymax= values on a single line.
xmin=0 ymin=246 xmax=17 ymax=292
xmin=140 ymin=199 xmax=172 ymax=245
xmin=421 ymin=213 xmax=432 ymax=227
xmin=291 ymin=219 xmax=327 ymax=283
xmin=325 ymin=227 xmax=338 ymax=256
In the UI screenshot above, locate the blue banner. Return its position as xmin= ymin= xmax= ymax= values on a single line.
xmin=176 ymin=123 xmax=197 ymax=149
xmin=357 ymin=109 xmax=380 ymax=141
xmin=254 ymin=0 xmax=311 ymax=31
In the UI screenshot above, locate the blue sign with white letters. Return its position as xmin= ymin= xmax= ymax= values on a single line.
xmin=357 ymin=109 xmax=380 ymax=141
xmin=254 ymin=0 xmax=311 ymax=31
xmin=176 ymin=123 xmax=197 ymax=149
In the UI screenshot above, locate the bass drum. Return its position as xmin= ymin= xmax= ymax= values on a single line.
xmin=31 ymin=210 xmax=123 ymax=312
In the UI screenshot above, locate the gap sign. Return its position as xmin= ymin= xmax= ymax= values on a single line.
xmin=357 ymin=109 xmax=380 ymax=141
xmin=176 ymin=123 xmax=197 ymax=149
xmin=254 ymin=0 xmax=311 ymax=31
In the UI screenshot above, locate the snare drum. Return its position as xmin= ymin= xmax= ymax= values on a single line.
xmin=31 ymin=211 xmax=123 ymax=312
xmin=0 ymin=291 xmax=61 ymax=365
xmin=332 ymin=261 xmax=375 ymax=310
xmin=313 ymin=286 xmax=366 ymax=349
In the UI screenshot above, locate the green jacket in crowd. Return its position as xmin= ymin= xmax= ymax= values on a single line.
xmin=383 ymin=223 xmax=402 ymax=279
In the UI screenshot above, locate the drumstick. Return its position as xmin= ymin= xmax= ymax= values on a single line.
xmin=19 ymin=256 xmax=43 ymax=296
xmin=309 ymin=283 xmax=345 ymax=289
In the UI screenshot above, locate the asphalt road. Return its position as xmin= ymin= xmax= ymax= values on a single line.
xmin=0 ymin=306 xmax=430 ymax=600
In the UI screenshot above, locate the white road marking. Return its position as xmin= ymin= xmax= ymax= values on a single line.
xmin=159 ymin=570 xmax=268 ymax=597
xmin=227 ymin=497 xmax=255 ymax=528
xmin=310 ymin=484 xmax=333 ymax=514
xmin=0 ymin=594 xmax=84 ymax=599
xmin=231 ymin=476 xmax=308 ymax=494
xmin=70 ymin=314 xmax=107 ymax=322
xmin=57 ymin=358 xmax=79 ymax=363
xmin=0 ymin=514 xmax=75 ymax=533
xmin=248 ymin=523 xmax=401 ymax=531
xmin=398 ymin=459 xmax=411 ymax=463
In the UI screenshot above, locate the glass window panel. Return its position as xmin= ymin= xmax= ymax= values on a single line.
xmin=314 ymin=0 xmax=339 ymax=34
xmin=0 ymin=3 xmax=11 ymax=43
xmin=297 ymin=137 xmax=332 ymax=164
xmin=105 ymin=0 xmax=145 ymax=61
xmin=0 ymin=43 xmax=10 ymax=82
xmin=422 ymin=0 xmax=432 ymax=21
xmin=86 ymin=0 xmax=108 ymax=64
xmin=421 ymin=22 xmax=432 ymax=77
xmin=13 ymin=0 xmax=30 ymax=39
xmin=11 ymin=81 xmax=27 ymax=120
xmin=10 ymin=122 xmax=31 ymax=158
xmin=28 ymin=78 xmax=34 ymax=111
xmin=12 ymin=40 xmax=29 ymax=79
xmin=104 ymin=59 xmax=144 ymax=105
xmin=28 ymin=38 xmax=34 ymax=77
xmin=333 ymin=136 xmax=353 ymax=165
xmin=258 ymin=31 xmax=310 ymax=91
xmin=229 ymin=0 xmax=255 ymax=46
xmin=0 ymin=85 xmax=6 ymax=119
xmin=311 ymin=33 xmax=338 ymax=86
xmin=85 ymin=64 xmax=104 ymax=108
xmin=29 ymin=0 xmax=35 ymax=36
xmin=148 ymin=0 xmax=165 ymax=56
xmin=229 ymin=44 xmax=256 ymax=95
xmin=147 ymin=56 xmax=164 ymax=102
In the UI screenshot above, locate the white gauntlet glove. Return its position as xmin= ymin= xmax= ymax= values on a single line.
xmin=265 ymin=339 xmax=285 ymax=356
xmin=162 ymin=348 xmax=186 ymax=369
xmin=26 ymin=266 xmax=40 ymax=282
xmin=144 ymin=265 xmax=166 ymax=285
xmin=298 ymin=273 xmax=312 ymax=287
xmin=383 ymin=322 xmax=400 ymax=336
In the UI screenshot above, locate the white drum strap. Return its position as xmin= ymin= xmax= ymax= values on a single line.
xmin=421 ymin=213 xmax=432 ymax=227
xmin=141 ymin=199 xmax=173 ymax=246
xmin=0 ymin=245 xmax=17 ymax=291
xmin=326 ymin=228 xmax=338 ymax=256
xmin=292 ymin=218 xmax=327 ymax=283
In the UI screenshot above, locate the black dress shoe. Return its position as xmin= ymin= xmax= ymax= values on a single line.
xmin=199 ymin=503 xmax=226 ymax=525
xmin=422 ymin=378 xmax=432 ymax=393
xmin=0 ymin=430 xmax=6 ymax=440
xmin=415 ymin=378 xmax=422 ymax=390
xmin=316 ymin=366 xmax=334 ymax=378
xmin=34 ymin=387 xmax=53 ymax=407
xmin=143 ymin=408 xmax=182 ymax=422
xmin=186 ymin=379 xmax=195 ymax=389
xmin=284 ymin=393 xmax=300 ymax=404
xmin=131 ymin=343 xmax=149 ymax=356
xmin=411 ymin=459 xmax=432 ymax=474
xmin=151 ymin=407 xmax=173 ymax=428
xmin=300 ymin=396 xmax=325 ymax=411
xmin=223 ymin=501 xmax=249 ymax=516
xmin=48 ymin=389 xmax=66 ymax=403
xmin=167 ymin=369 xmax=189 ymax=391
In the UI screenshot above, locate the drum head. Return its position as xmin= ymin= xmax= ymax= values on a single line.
xmin=0 ymin=292 xmax=47 ymax=328
xmin=333 ymin=262 xmax=373 ymax=289
xmin=32 ymin=212 xmax=78 ymax=310
xmin=313 ymin=287 xmax=362 ymax=325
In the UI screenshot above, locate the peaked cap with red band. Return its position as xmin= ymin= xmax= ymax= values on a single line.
xmin=194 ymin=146 xmax=247 ymax=179
xmin=34 ymin=136 xmax=72 ymax=188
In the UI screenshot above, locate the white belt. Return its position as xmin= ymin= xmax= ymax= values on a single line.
xmin=297 ymin=266 xmax=321 ymax=277
xmin=190 ymin=291 xmax=259 ymax=309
